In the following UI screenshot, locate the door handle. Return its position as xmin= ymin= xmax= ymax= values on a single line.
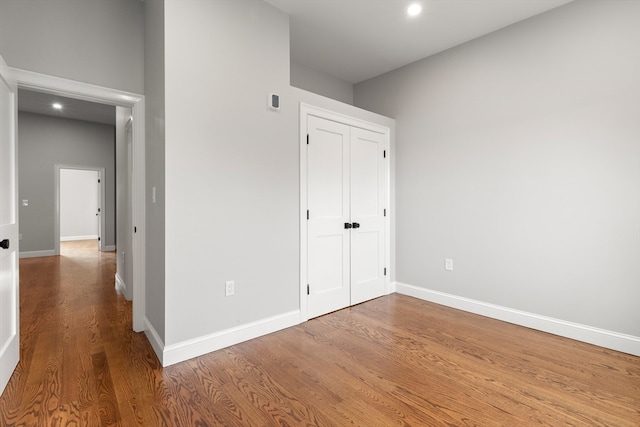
xmin=352 ymin=222 xmax=360 ymax=229
xmin=0 ymin=239 xmax=9 ymax=249
xmin=344 ymin=223 xmax=352 ymax=229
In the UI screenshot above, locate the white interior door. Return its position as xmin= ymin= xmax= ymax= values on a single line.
xmin=0 ymin=54 xmax=19 ymax=396
xmin=350 ymin=126 xmax=386 ymax=305
xmin=306 ymin=114 xmax=387 ymax=319
xmin=307 ymin=116 xmax=351 ymax=318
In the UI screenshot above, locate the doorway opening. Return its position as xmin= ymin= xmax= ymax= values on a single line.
xmin=12 ymin=68 xmax=146 ymax=332
xmin=56 ymin=166 xmax=105 ymax=254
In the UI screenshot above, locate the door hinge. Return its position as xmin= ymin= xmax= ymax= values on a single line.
xmin=384 ymin=208 xmax=386 ymax=217
xmin=307 ymin=210 xmax=309 ymax=220
xmin=383 ymin=150 xmax=386 ymax=158
xmin=384 ymin=267 xmax=387 ymax=276
xmin=307 ymin=284 xmax=310 ymax=295
xmin=98 ymin=179 xmax=101 ymax=183
xmin=134 ymin=226 xmax=137 ymax=233
xmin=307 ymin=134 xmax=309 ymax=145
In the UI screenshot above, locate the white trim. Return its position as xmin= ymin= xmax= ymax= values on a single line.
xmin=395 ymin=282 xmax=640 ymax=357
xmin=115 ymin=272 xmax=127 ymax=297
xmin=299 ymin=103 xmax=391 ymax=322
xmin=60 ymin=235 xmax=99 ymax=241
xmin=103 ymin=245 xmax=115 ymax=251
xmin=19 ymin=250 xmax=56 ymax=258
xmin=12 ymin=68 xmax=147 ymax=333
xmin=161 ymin=310 xmax=301 ymax=367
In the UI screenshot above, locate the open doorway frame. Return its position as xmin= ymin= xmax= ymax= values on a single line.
xmin=12 ymin=68 xmax=147 ymax=333
xmin=55 ymin=166 xmax=106 ymax=254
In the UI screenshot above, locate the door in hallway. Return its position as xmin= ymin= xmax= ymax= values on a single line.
xmin=0 ymin=54 xmax=19 ymax=396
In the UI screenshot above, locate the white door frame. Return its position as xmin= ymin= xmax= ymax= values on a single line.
xmin=300 ymin=103 xmax=391 ymax=322
xmin=55 ymin=166 xmax=105 ymax=252
xmin=12 ymin=68 xmax=147 ymax=332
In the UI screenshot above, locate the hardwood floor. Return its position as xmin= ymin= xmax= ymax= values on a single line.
xmin=1 ymin=241 xmax=638 ymax=426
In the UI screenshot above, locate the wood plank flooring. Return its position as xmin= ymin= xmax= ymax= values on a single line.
xmin=1 ymin=240 xmax=639 ymax=426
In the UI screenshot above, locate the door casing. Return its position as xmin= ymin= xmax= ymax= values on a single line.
xmin=300 ymin=103 xmax=391 ymax=322
xmin=11 ymin=68 xmax=147 ymax=332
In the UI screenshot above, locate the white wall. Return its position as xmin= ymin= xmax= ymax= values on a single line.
xmin=60 ymin=169 xmax=99 ymax=241
xmin=291 ymin=60 xmax=354 ymax=105
xmin=18 ymin=112 xmax=116 ymax=254
xmin=355 ymin=0 xmax=640 ymax=339
xmin=0 ymin=0 xmax=144 ymax=94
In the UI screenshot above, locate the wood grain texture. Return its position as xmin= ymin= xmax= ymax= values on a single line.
xmin=1 ymin=240 xmax=638 ymax=426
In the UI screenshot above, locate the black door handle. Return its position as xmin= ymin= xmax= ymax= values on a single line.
xmin=344 ymin=223 xmax=352 ymax=229
xmin=0 ymin=239 xmax=9 ymax=249
xmin=352 ymin=222 xmax=360 ymax=229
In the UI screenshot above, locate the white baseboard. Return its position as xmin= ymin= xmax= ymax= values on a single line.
xmin=102 ymin=245 xmax=116 ymax=251
xmin=60 ymin=235 xmax=98 ymax=241
xmin=144 ymin=317 xmax=165 ymax=365
xmin=114 ymin=272 xmax=129 ymax=300
xmin=161 ymin=310 xmax=301 ymax=367
xmin=20 ymin=250 xmax=56 ymax=258
xmin=395 ymin=282 xmax=640 ymax=357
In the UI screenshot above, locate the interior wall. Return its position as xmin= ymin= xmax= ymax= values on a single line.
xmin=0 ymin=0 xmax=144 ymax=94
xmin=116 ymin=106 xmax=133 ymax=300
xmin=291 ymin=60 xmax=354 ymax=105
xmin=60 ymin=169 xmax=99 ymax=241
xmin=144 ymin=0 xmax=166 ymax=341
xmin=18 ymin=112 xmax=116 ymax=253
xmin=354 ymin=0 xmax=640 ymax=337
xmin=162 ymin=0 xmax=395 ymax=353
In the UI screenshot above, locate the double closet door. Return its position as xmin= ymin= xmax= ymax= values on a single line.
xmin=306 ymin=114 xmax=387 ymax=319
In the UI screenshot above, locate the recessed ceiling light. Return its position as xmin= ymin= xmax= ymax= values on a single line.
xmin=52 ymin=103 xmax=62 ymax=110
xmin=407 ymin=3 xmax=422 ymax=17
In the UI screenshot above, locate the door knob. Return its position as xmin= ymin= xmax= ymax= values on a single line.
xmin=344 ymin=223 xmax=352 ymax=229
xmin=352 ymin=222 xmax=360 ymax=229
xmin=0 ymin=239 xmax=9 ymax=249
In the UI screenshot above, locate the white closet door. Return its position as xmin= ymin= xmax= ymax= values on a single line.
xmin=350 ymin=126 xmax=386 ymax=305
xmin=307 ymin=115 xmax=351 ymax=318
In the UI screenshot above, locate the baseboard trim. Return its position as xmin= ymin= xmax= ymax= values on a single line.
xmin=143 ymin=317 xmax=165 ymax=365
xmin=162 ymin=310 xmax=301 ymax=367
xmin=61 ymin=235 xmax=98 ymax=241
xmin=20 ymin=250 xmax=56 ymax=258
xmin=395 ymin=282 xmax=640 ymax=357
xmin=114 ymin=272 xmax=128 ymax=299
xmin=102 ymin=245 xmax=116 ymax=251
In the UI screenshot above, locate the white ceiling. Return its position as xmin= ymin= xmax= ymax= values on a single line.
xmin=265 ymin=0 xmax=574 ymax=84
xmin=18 ymin=89 xmax=116 ymax=126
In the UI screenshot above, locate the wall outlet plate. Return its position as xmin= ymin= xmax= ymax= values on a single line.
xmin=445 ymin=258 xmax=454 ymax=271
xmin=225 ymin=280 xmax=235 ymax=296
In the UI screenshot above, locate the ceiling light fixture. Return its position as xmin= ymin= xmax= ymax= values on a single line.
xmin=52 ymin=103 xmax=62 ymax=110
xmin=407 ymin=3 xmax=422 ymax=17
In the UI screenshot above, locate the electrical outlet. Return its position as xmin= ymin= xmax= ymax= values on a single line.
xmin=445 ymin=258 xmax=454 ymax=271
xmin=225 ymin=280 xmax=235 ymax=296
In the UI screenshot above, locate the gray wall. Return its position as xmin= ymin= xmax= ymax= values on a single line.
xmin=354 ymin=0 xmax=640 ymax=337
xmin=0 ymin=0 xmax=144 ymax=94
xmin=144 ymin=0 xmax=166 ymax=340
xmin=161 ymin=0 xmax=394 ymax=347
xmin=291 ymin=60 xmax=354 ymax=105
xmin=116 ymin=106 xmax=133 ymax=300
xmin=18 ymin=112 xmax=116 ymax=253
